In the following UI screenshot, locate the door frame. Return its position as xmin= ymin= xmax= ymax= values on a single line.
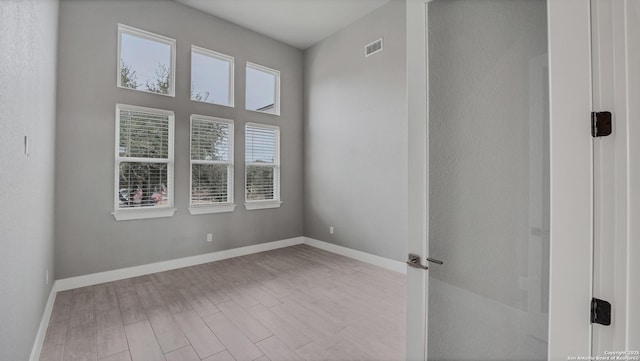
xmin=591 ymin=0 xmax=640 ymax=353
xmin=405 ymin=0 xmax=594 ymax=359
xmin=546 ymin=1 xmax=594 ymax=359
xmin=405 ymin=1 xmax=429 ymax=359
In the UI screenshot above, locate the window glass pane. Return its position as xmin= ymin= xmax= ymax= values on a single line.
xmin=192 ymin=164 xmax=229 ymax=204
xmin=245 ymin=126 xmax=276 ymax=163
xmin=191 ymin=50 xmax=232 ymax=106
xmin=120 ymin=32 xmax=171 ymax=94
xmin=246 ymin=165 xmax=274 ymax=201
xmin=246 ymin=66 xmax=276 ymax=113
xmin=119 ymin=110 xmax=169 ymax=159
xmin=191 ymin=120 xmax=230 ymax=161
xmin=118 ymin=162 xmax=168 ymax=208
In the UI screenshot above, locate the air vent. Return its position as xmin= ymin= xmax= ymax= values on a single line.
xmin=365 ymin=38 xmax=383 ymax=57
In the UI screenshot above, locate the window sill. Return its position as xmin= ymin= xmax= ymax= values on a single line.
xmin=244 ymin=200 xmax=282 ymax=210
xmin=112 ymin=207 xmax=176 ymax=221
xmin=189 ymin=204 xmax=236 ymax=215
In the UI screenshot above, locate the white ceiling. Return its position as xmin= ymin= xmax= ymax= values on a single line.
xmin=177 ymin=0 xmax=391 ymax=49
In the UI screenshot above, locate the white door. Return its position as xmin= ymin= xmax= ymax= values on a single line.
xmin=406 ymin=1 xmax=594 ymax=360
xmin=591 ymin=0 xmax=640 ymax=355
xmin=426 ymin=1 xmax=550 ymax=359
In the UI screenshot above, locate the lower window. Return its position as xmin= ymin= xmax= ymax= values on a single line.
xmin=189 ymin=115 xmax=235 ymax=214
xmin=113 ymin=104 xmax=175 ymax=220
xmin=245 ymin=123 xmax=281 ymax=210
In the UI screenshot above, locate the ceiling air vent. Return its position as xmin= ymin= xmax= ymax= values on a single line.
xmin=365 ymin=38 xmax=383 ymax=57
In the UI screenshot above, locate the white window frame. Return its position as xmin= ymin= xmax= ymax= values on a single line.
xmin=245 ymin=62 xmax=281 ymax=116
xmin=244 ymin=122 xmax=281 ymax=210
xmin=190 ymin=45 xmax=235 ymax=108
xmin=117 ymin=24 xmax=176 ymax=97
xmin=112 ymin=104 xmax=176 ymax=221
xmin=189 ymin=115 xmax=236 ymax=215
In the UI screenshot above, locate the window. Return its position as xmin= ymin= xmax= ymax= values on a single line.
xmin=190 ymin=115 xmax=235 ymax=214
xmin=113 ymin=104 xmax=175 ymax=220
xmin=117 ymin=24 xmax=176 ymax=96
xmin=245 ymin=123 xmax=281 ymax=210
xmin=245 ymin=62 xmax=280 ymax=115
xmin=191 ymin=46 xmax=234 ymax=107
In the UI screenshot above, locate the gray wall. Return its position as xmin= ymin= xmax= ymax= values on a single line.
xmin=303 ymin=1 xmax=407 ymax=262
xmin=55 ymin=0 xmax=304 ymax=279
xmin=0 ymin=0 xmax=59 ymax=359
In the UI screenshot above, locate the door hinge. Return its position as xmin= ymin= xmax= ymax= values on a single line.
xmin=591 ymin=111 xmax=612 ymax=137
xmin=591 ymin=298 xmax=611 ymax=326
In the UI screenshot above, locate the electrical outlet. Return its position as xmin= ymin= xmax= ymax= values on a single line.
xmin=207 ymin=233 xmax=213 ymax=242
xmin=46 ymin=269 xmax=49 ymax=285
xmin=329 ymin=226 xmax=334 ymax=234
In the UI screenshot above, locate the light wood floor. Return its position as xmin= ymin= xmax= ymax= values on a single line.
xmin=39 ymin=244 xmax=406 ymax=361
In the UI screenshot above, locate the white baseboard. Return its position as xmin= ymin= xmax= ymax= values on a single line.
xmin=31 ymin=235 xmax=404 ymax=361
xmin=29 ymin=283 xmax=58 ymax=361
xmin=53 ymin=236 xmax=405 ymax=292
xmin=302 ymin=237 xmax=407 ymax=274
xmin=56 ymin=236 xmax=304 ymax=292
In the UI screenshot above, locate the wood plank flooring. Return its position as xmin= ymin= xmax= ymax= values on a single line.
xmin=39 ymin=244 xmax=406 ymax=361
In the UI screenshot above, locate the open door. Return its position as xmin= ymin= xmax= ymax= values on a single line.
xmin=426 ymin=1 xmax=549 ymax=359
xmin=406 ymin=0 xmax=594 ymax=360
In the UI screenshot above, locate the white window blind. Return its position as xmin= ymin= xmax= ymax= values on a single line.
xmin=190 ymin=116 xmax=234 ymax=211
xmin=114 ymin=104 xmax=174 ymax=220
xmin=245 ymin=123 xmax=280 ymax=205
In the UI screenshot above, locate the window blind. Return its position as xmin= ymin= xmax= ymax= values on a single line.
xmin=191 ymin=119 xmax=230 ymax=161
xmin=117 ymin=106 xmax=172 ymax=209
xmin=119 ymin=110 xmax=169 ymax=158
xmin=191 ymin=117 xmax=233 ymax=206
xmin=245 ymin=124 xmax=278 ymax=201
xmin=245 ymin=125 xmax=276 ymax=163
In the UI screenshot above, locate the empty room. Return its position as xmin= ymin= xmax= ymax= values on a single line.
xmin=1 ymin=0 xmax=638 ymax=361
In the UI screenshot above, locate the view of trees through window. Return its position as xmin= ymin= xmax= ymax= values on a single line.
xmin=120 ymin=60 xmax=170 ymax=95
xmin=245 ymin=125 xmax=278 ymax=201
xmin=119 ymin=30 xmax=172 ymax=95
xmin=246 ymin=165 xmax=274 ymax=200
xmin=191 ymin=119 xmax=231 ymax=205
xmin=116 ymin=25 xmax=282 ymax=215
xmin=119 ymin=162 xmax=168 ymax=207
xmin=118 ymin=109 xmax=170 ymax=208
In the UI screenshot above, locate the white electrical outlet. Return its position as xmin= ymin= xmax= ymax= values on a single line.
xmin=329 ymin=226 xmax=334 ymax=234
xmin=46 ymin=269 xmax=49 ymax=285
xmin=207 ymin=233 xmax=213 ymax=242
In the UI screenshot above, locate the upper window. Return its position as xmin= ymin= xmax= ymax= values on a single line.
xmin=117 ymin=24 xmax=176 ymax=97
xmin=114 ymin=104 xmax=175 ymax=220
xmin=190 ymin=115 xmax=235 ymax=214
xmin=191 ymin=46 xmax=234 ymax=107
xmin=245 ymin=62 xmax=280 ymax=115
xmin=245 ymin=123 xmax=281 ymax=210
